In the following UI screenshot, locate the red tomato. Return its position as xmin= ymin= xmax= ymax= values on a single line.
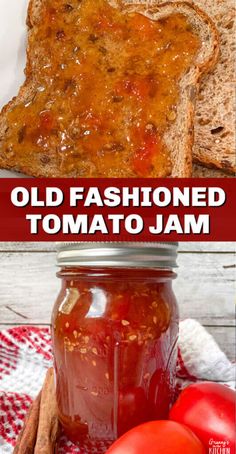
xmin=169 ymin=382 xmax=236 ymax=454
xmin=106 ymin=420 xmax=206 ymax=454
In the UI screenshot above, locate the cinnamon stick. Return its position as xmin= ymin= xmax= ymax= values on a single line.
xmin=13 ymin=391 xmax=41 ymax=454
xmin=34 ymin=367 xmax=60 ymax=454
xmin=13 ymin=367 xmax=60 ymax=454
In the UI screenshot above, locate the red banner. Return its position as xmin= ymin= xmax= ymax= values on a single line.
xmin=0 ymin=178 xmax=234 ymax=241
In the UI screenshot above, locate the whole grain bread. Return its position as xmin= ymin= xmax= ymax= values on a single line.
xmin=134 ymin=0 xmax=236 ymax=174
xmin=193 ymin=0 xmax=236 ymax=174
xmin=193 ymin=163 xmax=232 ymax=177
xmin=0 ymin=0 xmax=219 ymax=177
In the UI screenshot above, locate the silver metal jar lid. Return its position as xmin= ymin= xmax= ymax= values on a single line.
xmin=56 ymin=243 xmax=178 ymax=269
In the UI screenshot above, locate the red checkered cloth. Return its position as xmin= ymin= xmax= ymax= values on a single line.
xmin=0 ymin=320 xmax=235 ymax=453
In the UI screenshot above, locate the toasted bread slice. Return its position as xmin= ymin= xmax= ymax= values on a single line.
xmin=0 ymin=0 xmax=219 ymax=177
xmin=192 ymin=0 xmax=236 ymax=174
xmin=193 ymin=163 xmax=232 ymax=177
xmin=133 ymin=0 xmax=236 ymax=175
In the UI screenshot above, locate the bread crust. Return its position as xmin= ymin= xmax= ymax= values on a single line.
xmin=0 ymin=0 xmax=219 ymax=177
xmin=192 ymin=1 xmax=236 ymax=174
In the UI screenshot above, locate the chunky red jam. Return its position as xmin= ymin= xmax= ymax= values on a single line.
xmin=51 ymin=267 xmax=179 ymax=443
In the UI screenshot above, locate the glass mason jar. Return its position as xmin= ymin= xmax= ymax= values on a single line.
xmin=51 ymin=243 xmax=179 ymax=445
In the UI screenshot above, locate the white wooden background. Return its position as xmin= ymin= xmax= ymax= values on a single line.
xmin=0 ymin=242 xmax=235 ymax=360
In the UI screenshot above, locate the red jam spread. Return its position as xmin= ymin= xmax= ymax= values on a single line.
xmin=4 ymin=0 xmax=200 ymax=177
xmin=51 ymin=267 xmax=179 ymax=443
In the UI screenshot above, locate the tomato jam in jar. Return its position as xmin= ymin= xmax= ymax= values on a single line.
xmin=52 ymin=243 xmax=179 ymax=444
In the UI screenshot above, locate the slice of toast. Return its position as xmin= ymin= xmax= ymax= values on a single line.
xmin=192 ymin=0 xmax=236 ymax=174
xmin=0 ymin=0 xmax=219 ymax=177
xmin=132 ymin=0 xmax=236 ymax=174
xmin=193 ymin=163 xmax=232 ymax=177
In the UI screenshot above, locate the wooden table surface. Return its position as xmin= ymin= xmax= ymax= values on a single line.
xmin=0 ymin=242 xmax=235 ymax=361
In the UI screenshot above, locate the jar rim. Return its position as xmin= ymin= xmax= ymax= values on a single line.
xmin=56 ymin=242 xmax=178 ymax=269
